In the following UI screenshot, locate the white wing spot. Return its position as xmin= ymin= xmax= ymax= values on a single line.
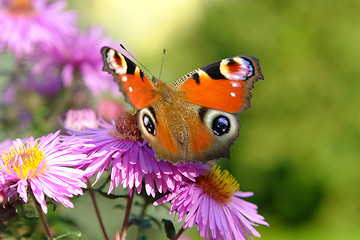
xmin=230 ymin=92 xmax=236 ymax=97
xmin=116 ymin=68 xmax=126 ymax=74
xmin=129 ymin=87 xmax=133 ymax=93
xmin=231 ymin=82 xmax=240 ymax=87
xmin=107 ymin=59 xmax=115 ymax=69
xmin=122 ymin=76 xmax=127 ymax=82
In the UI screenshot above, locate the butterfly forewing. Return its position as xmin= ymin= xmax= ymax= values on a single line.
xmin=173 ymin=56 xmax=263 ymax=114
xmin=101 ymin=47 xmax=157 ymax=110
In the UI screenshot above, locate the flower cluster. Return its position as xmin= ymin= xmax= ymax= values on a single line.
xmin=0 ymin=0 xmax=76 ymax=58
xmin=0 ymin=0 xmax=121 ymax=117
xmin=0 ymin=1 xmax=268 ymax=239
xmin=30 ymin=27 xmax=120 ymax=96
xmin=1 ymin=110 xmax=268 ymax=239
xmin=64 ymin=112 xmax=211 ymax=197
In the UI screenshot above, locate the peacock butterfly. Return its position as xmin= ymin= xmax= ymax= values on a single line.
xmin=101 ymin=47 xmax=263 ymax=163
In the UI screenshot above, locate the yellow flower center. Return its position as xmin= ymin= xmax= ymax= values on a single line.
xmin=5 ymin=0 xmax=35 ymax=16
xmin=196 ymin=165 xmax=239 ymax=205
xmin=1 ymin=142 xmax=47 ymax=179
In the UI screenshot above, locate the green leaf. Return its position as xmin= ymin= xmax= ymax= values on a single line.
xmin=138 ymin=233 xmax=147 ymax=240
xmin=128 ymin=218 xmax=152 ymax=229
xmin=54 ymin=231 xmax=82 ymax=239
xmin=162 ymin=219 xmax=175 ymax=239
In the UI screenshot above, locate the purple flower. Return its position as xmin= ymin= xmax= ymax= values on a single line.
xmin=27 ymin=71 xmax=63 ymax=96
xmin=0 ymin=173 xmax=4 ymax=186
xmin=1 ymin=82 xmax=16 ymax=105
xmin=0 ymin=131 xmax=87 ymax=213
xmin=0 ymin=139 xmax=13 ymax=154
xmin=31 ymin=27 xmax=120 ymax=96
xmin=63 ymin=108 xmax=99 ymax=130
xmin=154 ymin=165 xmax=268 ymax=240
xmin=66 ymin=112 xmax=210 ymax=197
xmin=0 ymin=0 xmax=77 ymax=58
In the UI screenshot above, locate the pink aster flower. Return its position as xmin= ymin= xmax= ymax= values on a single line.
xmin=0 ymin=0 xmax=77 ymax=58
xmin=0 ymin=139 xmax=13 ymax=154
xmin=0 ymin=131 xmax=87 ymax=213
xmin=66 ymin=112 xmax=211 ymax=197
xmin=154 ymin=165 xmax=268 ymax=240
xmin=31 ymin=27 xmax=120 ymax=96
xmin=63 ymin=108 xmax=99 ymax=130
xmin=1 ymin=137 xmax=31 ymax=155
xmin=96 ymin=98 xmax=126 ymax=122
xmin=0 ymin=173 xmax=4 ymax=186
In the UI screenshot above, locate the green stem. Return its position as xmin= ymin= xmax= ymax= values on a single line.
xmin=173 ymin=227 xmax=186 ymax=240
xmin=89 ymin=188 xmax=109 ymax=240
xmin=30 ymin=190 xmax=53 ymax=240
xmin=120 ymin=193 xmax=134 ymax=240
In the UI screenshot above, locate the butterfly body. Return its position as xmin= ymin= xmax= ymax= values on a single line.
xmin=101 ymin=47 xmax=263 ymax=163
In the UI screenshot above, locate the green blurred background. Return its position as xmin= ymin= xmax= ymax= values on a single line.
xmin=3 ymin=0 xmax=359 ymax=239
xmin=66 ymin=0 xmax=360 ymax=239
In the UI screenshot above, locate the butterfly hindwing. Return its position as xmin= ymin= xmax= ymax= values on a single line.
xmin=137 ymin=102 xmax=228 ymax=162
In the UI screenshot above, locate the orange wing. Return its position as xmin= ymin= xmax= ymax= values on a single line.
xmin=173 ymin=56 xmax=263 ymax=114
xmin=101 ymin=47 xmax=157 ymax=109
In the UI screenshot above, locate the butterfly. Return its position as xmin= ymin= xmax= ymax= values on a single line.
xmin=101 ymin=47 xmax=263 ymax=163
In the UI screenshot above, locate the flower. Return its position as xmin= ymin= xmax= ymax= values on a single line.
xmin=63 ymin=108 xmax=99 ymax=130
xmin=0 ymin=131 xmax=87 ymax=213
xmin=154 ymin=165 xmax=268 ymax=240
xmin=0 ymin=173 xmax=4 ymax=186
xmin=65 ymin=112 xmax=210 ymax=197
xmin=0 ymin=0 xmax=77 ymax=58
xmin=0 ymin=139 xmax=13 ymax=154
xmin=112 ymin=230 xmax=120 ymax=240
xmin=96 ymin=98 xmax=126 ymax=122
xmin=30 ymin=27 xmax=120 ymax=96
xmin=1 ymin=82 xmax=16 ymax=105
xmin=27 ymin=71 xmax=63 ymax=96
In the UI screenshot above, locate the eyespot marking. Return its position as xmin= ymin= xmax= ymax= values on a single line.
xmin=220 ymin=57 xmax=254 ymax=81
xmin=212 ymin=115 xmax=230 ymax=136
xmin=138 ymin=108 xmax=158 ymax=138
xmin=143 ymin=114 xmax=156 ymax=135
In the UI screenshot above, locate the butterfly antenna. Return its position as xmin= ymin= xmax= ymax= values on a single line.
xmin=119 ymin=44 xmax=155 ymax=79
xmin=158 ymin=49 xmax=166 ymax=80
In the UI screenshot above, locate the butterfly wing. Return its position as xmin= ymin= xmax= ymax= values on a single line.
xmin=166 ymin=56 xmax=263 ymax=161
xmin=173 ymin=56 xmax=263 ymax=114
xmin=102 ymin=47 xmax=187 ymax=161
xmin=101 ymin=47 xmax=157 ymax=109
